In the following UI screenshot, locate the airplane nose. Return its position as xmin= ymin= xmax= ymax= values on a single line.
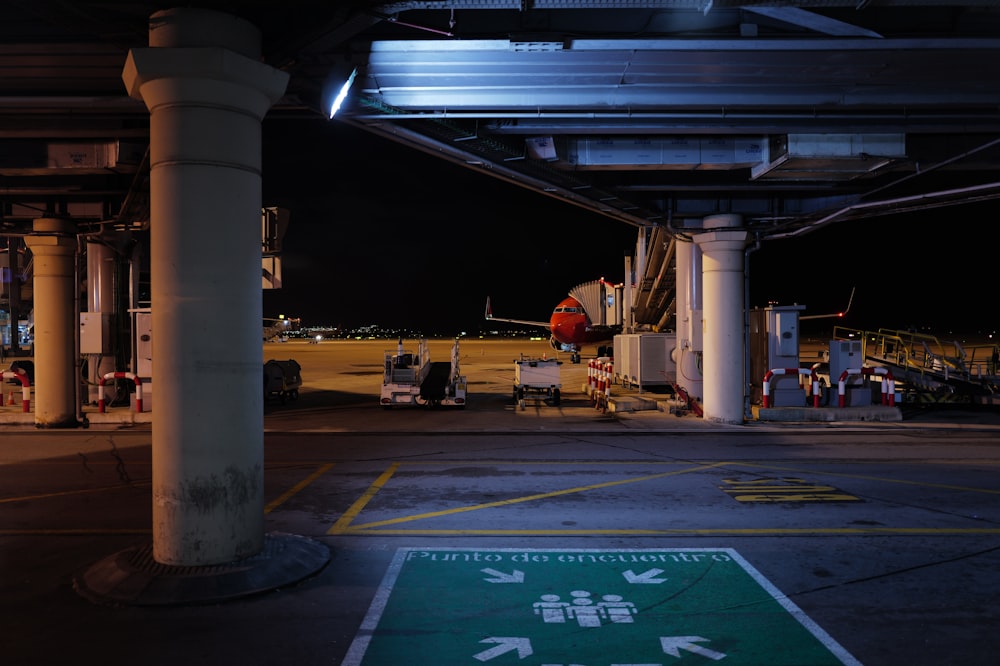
xmin=551 ymin=318 xmax=573 ymax=342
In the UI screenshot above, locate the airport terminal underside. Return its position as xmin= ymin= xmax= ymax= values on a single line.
xmin=6 ymin=6 xmax=1000 ymax=653
xmin=3 ymin=0 xmax=1000 ymax=418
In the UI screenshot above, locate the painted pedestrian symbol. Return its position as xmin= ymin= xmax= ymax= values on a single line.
xmin=534 ymin=590 xmax=637 ymax=627
xmin=344 ymin=548 xmax=863 ymax=666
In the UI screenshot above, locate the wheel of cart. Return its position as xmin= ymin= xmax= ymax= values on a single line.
xmin=514 ymin=386 xmax=526 ymax=410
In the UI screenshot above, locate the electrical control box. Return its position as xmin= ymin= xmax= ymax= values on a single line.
xmin=749 ymin=304 xmax=806 ymax=406
xmin=80 ymin=312 xmax=110 ymax=355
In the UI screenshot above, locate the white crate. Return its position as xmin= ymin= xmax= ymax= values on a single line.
xmin=514 ymin=358 xmax=561 ymax=388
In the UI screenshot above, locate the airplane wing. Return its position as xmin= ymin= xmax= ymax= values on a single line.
xmin=484 ymin=297 xmax=550 ymax=329
xmin=800 ymin=286 xmax=855 ymax=321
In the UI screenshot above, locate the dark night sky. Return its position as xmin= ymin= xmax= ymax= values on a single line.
xmin=261 ymin=117 xmax=996 ymax=339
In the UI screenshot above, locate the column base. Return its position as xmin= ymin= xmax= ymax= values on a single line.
xmin=73 ymin=532 xmax=330 ymax=606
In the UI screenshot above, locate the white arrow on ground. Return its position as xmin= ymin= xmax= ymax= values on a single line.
xmin=474 ymin=637 xmax=533 ymax=661
xmin=481 ymin=567 xmax=525 ymax=583
xmin=623 ymin=568 xmax=667 ymax=584
xmin=660 ymin=636 xmax=726 ymax=661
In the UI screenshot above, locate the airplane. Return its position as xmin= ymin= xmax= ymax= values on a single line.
xmin=484 ymin=283 xmax=621 ymax=362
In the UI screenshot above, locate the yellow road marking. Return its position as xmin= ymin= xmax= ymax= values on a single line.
xmin=328 ymin=462 xmax=400 ymax=534
xmin=720 ymin=478 xmax=862 ymax=502
xmin=337 ymin=527 xmax=1000 ymax=536
xmin=731 ymin=462 xmax=1000 ymax=495
xmin=264 ymin=463 xmax=334 ymax=514
xmin=5 ymin=526 xmax=1000 ymax=537
xmin=728 ymin=493 xmax=861 ymax=502
xmin=335 ymin=463 xmax=727 ymax=533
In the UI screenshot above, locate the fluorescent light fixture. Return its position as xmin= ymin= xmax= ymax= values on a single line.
xmin=328 ymin=67 xmax=358 ymax=118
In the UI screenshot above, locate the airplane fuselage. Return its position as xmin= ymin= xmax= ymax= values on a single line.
xmin=549 ymin=296 xmax=617 ymax=352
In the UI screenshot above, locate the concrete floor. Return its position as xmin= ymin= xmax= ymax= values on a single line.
xmin=2 ymin=338 xmax=999 ymax=665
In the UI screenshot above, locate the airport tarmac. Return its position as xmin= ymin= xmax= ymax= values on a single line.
xmin=2 ymin=338 xmax=1000 ymax=666
xmin=3 ymin=336 xmax=995 ymax=429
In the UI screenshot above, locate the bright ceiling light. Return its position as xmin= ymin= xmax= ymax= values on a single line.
xmin=328 ymin=67 xmax=358 ymax=118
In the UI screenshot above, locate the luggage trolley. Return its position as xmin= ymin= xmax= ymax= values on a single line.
xmin=513 ymin=354 xmax=562 ymax=409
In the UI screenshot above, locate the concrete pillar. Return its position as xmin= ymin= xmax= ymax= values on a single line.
xmin=693 ymin=214 xmax=748 ymax=425
xmin=122 ymin=8 xmax=289 ymax=565
xmin=5 ymin=239 xmax=24 ymax=354
xmin=24 ymin=218 xmax=78 ymax=427
xmin=85 ymin=239 xmax=117 ymax=404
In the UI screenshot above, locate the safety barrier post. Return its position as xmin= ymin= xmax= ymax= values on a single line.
xmin=1 ymin=369 xmax=31 ymax=413
xmin=762 ymin=368 xmax=820 ymax=408
xmin=98 ymin=371 xmax=144 ymax=413
xmin=604 ymin=361 xmax=615 ymax=407
xmin=837 ymin=367 xmax=895 ymax=407
xmin=594 ymin=362 xmax=605 ymax=408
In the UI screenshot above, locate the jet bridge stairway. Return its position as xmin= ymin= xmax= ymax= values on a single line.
xmin=833 ymin=326 xmax=999 ymax=404
xmin=632 ymin=227 xmax=676 ymax=331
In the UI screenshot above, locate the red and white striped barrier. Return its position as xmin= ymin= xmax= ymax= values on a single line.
xmin=761 ymin=367 xmax=820 ymax=408
xmin=2 ymin=369 xmax=30 ymax=413
xmin=838 ymin=367 xmax=895 ymax=408
xmin=592 ymin=360 xmax=613 ymax=411
xmin=98 ymin=372 xmax=144 ymax=413
xmin=603 ymin=361 xmax=612 ymax=403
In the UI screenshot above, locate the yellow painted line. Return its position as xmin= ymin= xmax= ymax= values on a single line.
xmin=264 ymin=463 xmax=334 ymax=514
xmin=328 ymin=462 xmax=400 ymax=535
xmin=722 ymin=484 xmax=842 ymax=492
xmin=731 ymin=462 xmax=1000 ymax=496
xmin=728 ymin=493 xmax=861 ymax=502
xmin=393 ymin=460 xmax=690 ymax=466
xmin=339 ymin=527 xmax=1000 ymax=536
xmin=0 ymin=482 xmax=150 ymax=504
xmin=342 ymin=463 xmax=727 ymax=532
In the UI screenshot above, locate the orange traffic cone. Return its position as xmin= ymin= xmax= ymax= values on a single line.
xmin=6 ymin=391 xmax=14 ymax=406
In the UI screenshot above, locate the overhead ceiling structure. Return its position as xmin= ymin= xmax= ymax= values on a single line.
xmin=2 ymin=1 xmax=1000 ymax=243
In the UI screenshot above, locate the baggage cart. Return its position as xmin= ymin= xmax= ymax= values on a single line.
xmin=513 ymin=354 xmax=562 ymax=409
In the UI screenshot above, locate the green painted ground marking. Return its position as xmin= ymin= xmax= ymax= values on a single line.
xmin=343 ymin=548 xmax=861 ymax=666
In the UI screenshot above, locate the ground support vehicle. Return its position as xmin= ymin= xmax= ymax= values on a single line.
xmin=513 ymin=354 xmax=562 ymax=409
xmin=380 ymin=338 xmax=467 ymax=408
xmin=264 ymin=359 xmax=302 ymax=403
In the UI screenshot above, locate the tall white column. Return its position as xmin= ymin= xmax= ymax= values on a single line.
xmin=24 ymin=217 xmax=78 ymax=427
xmin=673 ymin=220 xmax=704 ymax=400
xmin=122 ymin=8 xmax=289 ymax=565
xmin=693 ymin=214 xmax=748 ymax=425
xmin=86 ymin=238 xmax=117 ymax=404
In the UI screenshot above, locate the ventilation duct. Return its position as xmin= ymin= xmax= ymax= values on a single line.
xmin=566 ymin=137 xmax=763 ymax=171
xmin=750 ymin=133 xmax=906 ymax=181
